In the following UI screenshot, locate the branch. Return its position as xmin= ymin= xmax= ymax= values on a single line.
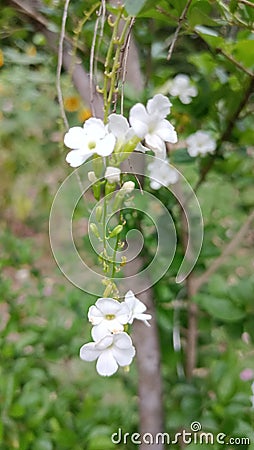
xmin=194 ymin=75 xmax=254 ymax=191
xmin=9 ymin=0 xmax=104 ymax=118
xmin=167 ymin=0 xmax=193 ymax=61
xmin=192 ymin=209 xmax=254 ymax=295
xmin=239 ymin=0 xmax=254 ymax=7
xmin=216 ymin=47 xmax=254 ymax=77
xmin=124 ymin=257 xmax=164 ymax=450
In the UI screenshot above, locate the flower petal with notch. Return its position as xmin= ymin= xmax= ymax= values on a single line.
xmin=129 ymin=94 xmax=177 ymax=158
xmin=80 ymin=332 xmax=136 ymax=376
xmin=64 ymin=118 xmax=116 ymax=167
xmin=88 ymin=297 xmax=130 ymax=341
xmin=124 ymin=290 xmax=152 ymax=326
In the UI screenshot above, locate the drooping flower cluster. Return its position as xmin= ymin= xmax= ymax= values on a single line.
xmin=168 ymin=74 xmax=198 ymax=105
xmin=80 ymin=290 xmax=152 ymax=376
xmin=186 ymin=130 xmax=216 ymax=157
xmin=147 ymin=158 xmax=179 ymax=190
xmin=64 ymin=94 xmax=179 ymax=189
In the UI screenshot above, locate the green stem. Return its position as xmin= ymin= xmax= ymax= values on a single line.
xmin=111 ymin=234 xmax=120 ymax=278
xmin=102 ymin=196 xmax=107 ymax=251
xmin=106 ymin=16 xmax=132 ymax=117
xmin=103 ymin=7 xmax=123 ymax=122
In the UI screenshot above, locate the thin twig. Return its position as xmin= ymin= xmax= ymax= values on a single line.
xmin=216 ymin=47 xmax=254 ymax=77
xmin=90 ymin=4 xmax=103 ymax=116
xmin=192 ymin=209 xmax=254 ymax=295
xmin=56 ymin=0 xmax=70 ymax=130
xmin=239 ymin=0 xmax=254 ymax=8
xmin=194 ymin=76 xmax=254 ymax=191
xmin=167 ymin=0 xmax=193 ymax=61
xmin=120 ymin=17 xmax=135 ymax=115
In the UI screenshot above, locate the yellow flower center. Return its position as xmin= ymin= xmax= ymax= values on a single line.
xmin=105 ymin=314 xmax=116 ymax=320
xmin=88 ymin=141 xmax=96 ymax=150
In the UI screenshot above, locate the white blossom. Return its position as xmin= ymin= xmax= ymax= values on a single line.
xmin=108 ymin=114 xmax=134 ymax=146
xmin=169 ymin=74 xmax=198 ymax=104
xmin=124 ymin=290 xmax=152 ymax=326
xmin=147 ymin=158 xmax=179 ymax=190
xmin=64 ymin=118 xmax=116 ymax=167
xmin=88 ymin=297 xmax=130 ymax=341
xmin=80 ymin=332 xmax=135 ymax=377
xmin=129 ymin=94 xmax=177 ymax=158
xmin=105 ymin=166 xmax=121 ymax=184
xmin=186 ymin=130 xmax=216 ymax=157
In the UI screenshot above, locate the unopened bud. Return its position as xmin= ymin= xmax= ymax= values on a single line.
xmin=88 ymin=171 xmax=97 ymax=183
xmin=120 ymin=181 xmax=135 ymax=194
xmin=95 ymin=206 xmax=103 ymax=222
xmin=89 ymin=223 xmax=100 ymax=238
xmin=109 ymin=224 xmax=123 ymax=238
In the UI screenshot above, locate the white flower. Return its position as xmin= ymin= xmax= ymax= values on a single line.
xmin=88 ymin=297 xmax=130 ymax=341
xmin=120 ymin=181 xmax=135 ymax=194
xmin=147 ymin=158 xmax=179 ymax=190
xmin=64 ymin=118 xmax=116 ymax=167
xmin=105 ymin=166 xmax=121 ymax=184
xmin=80 ymin=332 xmax=136 ymax=376
xmin=108 ymin=114 xmax=134 ymax=146
xmin=169 ymin=74 xmax=198 ymax=104
xmin=124 ymin=290 xmax=152 ymax=326
xmin=129 ymin=94 xmax=177 ymax=158
xmin=186 ymin=130 xmax=216 ymax=157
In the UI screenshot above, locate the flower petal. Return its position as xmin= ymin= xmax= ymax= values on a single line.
xmin=95 ymin=334 xmax=114 ymax=350
xmin=83 ymin=117 xmax=106 ymax=139
xmin=112 ymin=345 xmax=136 ymax=367
xmin=114 ymin=332 xmax=133 ymax=349
xmin=95 ymin=133 xmax=116 ymax=156
xmin=150 ymin=180 xmax=161 ymax=190
xmin=96 ymin=349 xmax=118 ymax=376
xmin=146 ymin=94 xmax=171 ymax=118
xmin=155 ymin=119 xmax=178 ymax=143
xmin=129 ymin=103 xmax=149 ymax=138
xmin=95 ymin=298 xmax=122 ymax=315
xmin=88 ymin=304 xmax=103 ymax=325
xmin=108 ymin=114 xmax=129 ymax=139
xmin=79 ymin=342 xmax=101 ymax=361
xmin=66 ymin=150 xmax=92 ymax=167
xmin=145 ymin=133 xmax=166 ymax=154
xmin=64 ymin=127 xmax=87 ymax=149
xmin=92 ymin=323 xmax=115 ymax=341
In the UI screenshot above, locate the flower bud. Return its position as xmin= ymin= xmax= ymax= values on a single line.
xmin=95 ymin=206 xmax=103 ymax=222
xmin=109 ymin=224 xmax=123 ymax=238
xmin=89 ymin=223 xmax=100 ymax=238
xmin=120 ymin=181 xmax=135 ymax=194
xmin=88 ymin=171 xmax=97 ymax=183
xmin=105 ymin=166 xmax=121 ymax=184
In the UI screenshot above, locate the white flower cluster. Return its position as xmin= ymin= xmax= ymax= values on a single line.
xmin=168 ymin=74 xmax=198 ymax=105
xmin=186 ymin=130 xmax=216 ymax=157
xmin=80 ymin=290 xmax=151 ymax=376
xmin=63 ymin=94 xmax=179 ymax=190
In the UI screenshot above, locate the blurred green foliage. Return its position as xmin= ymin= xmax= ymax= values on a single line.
xmin=0 ymin=0 xmax=254 ymax=449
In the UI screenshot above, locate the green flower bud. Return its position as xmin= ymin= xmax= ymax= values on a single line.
xmin=109 ymin=224 xmax=123 ymax=238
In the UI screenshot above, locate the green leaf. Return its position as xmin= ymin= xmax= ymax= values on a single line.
xmin=195 ymin=295 xmax=246 ymax=322
xmin=124 ymin=0 xmax=148 ymax=16
xmin=188 ymin=2 xmax=218 ymax=27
